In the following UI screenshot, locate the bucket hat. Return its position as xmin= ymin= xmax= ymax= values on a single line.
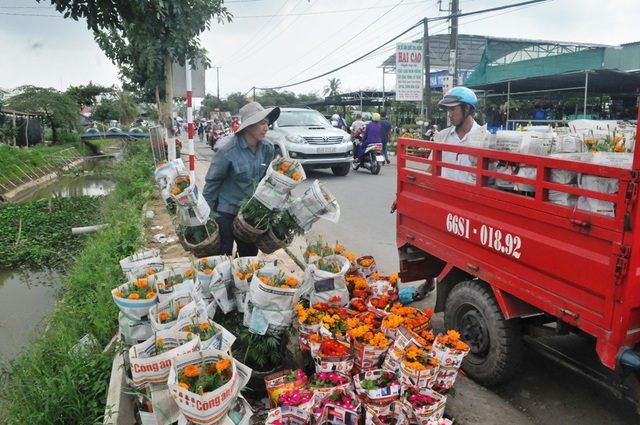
xmin=235 ymin=102 xmax=280 ymax=133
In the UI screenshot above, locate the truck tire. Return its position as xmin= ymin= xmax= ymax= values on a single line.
xmin=444 ymin=280 xmax=523 ymax=386
xmin=331 ymin=163 xmax=350 ymax=176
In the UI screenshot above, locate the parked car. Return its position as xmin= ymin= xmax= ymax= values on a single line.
xmin=266 ymin=108 xmax=353 ymax=176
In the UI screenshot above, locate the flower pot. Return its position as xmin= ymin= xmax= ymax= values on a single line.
xmin=232 ymin=211 xmax=268 ymax=243
xmin=255 ymin=227 xmax=291 ymax=254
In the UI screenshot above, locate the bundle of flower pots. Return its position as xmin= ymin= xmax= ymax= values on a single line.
xmin=112 ymin=250 xmax=253 ymax=425
xmin=277 ymin=240 xmax=469 ymax=424
xmin=153 ymin=159 xmax=221 ymax=257
xmin=233 ymin=157 xmax=339 ymax=254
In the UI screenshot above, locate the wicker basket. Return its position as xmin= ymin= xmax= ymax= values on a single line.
xmin=182 ymin=230 xmax=221 ymax=258
xmin=255 ymin=228 xmax=291 ymax=254
xmin=232 ymin=211 xmax=268 ymax=242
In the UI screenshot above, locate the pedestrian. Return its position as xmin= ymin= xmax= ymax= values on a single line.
xmin=379 ymin=110 xmax=392 ymax=164
xmin=202 ymin=102 xmax=280 ymax=256
xmin=424 ymin=124 xmax=438 ymax=141
xmin=432 ymin=87 xmax=480 ymax=181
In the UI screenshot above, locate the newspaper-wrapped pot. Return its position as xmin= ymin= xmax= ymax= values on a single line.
xmin=288 ymin=179 xmax=340 ymax=231
xmin=303 ymin=254 xmax=351 ymax=306
xmin=264 ymin=368 xmax=309 ymax=408
xmin=168 ymin=349 xmax=252 ymax=425
xmin=129 ymin=330 xmax=200 ymax=388
xmin=254 ymin=157 xmax=306 ymax=210
xmin=353 ymin=369 xmax=401 ymax=417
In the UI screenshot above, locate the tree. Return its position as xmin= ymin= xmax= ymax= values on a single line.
xmin=92 ymin=98 xmax=119 ymax=124
xmin=66 ymin=82 xmax=114 ymax=108
xmin=4 ymin=85 xmax=79 ymax=144
xmin=40 ymin=1 xmax=233 ymax=135
xmin=115 ymin=90 xmax=139 ymax=125
xmin=322 ymin=78 xmax=342 ymax=97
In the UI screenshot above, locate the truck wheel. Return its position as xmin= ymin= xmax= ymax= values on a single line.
xmin=444 ymin=280 xmax=523 ymax=386
xmin=331 ymin=164 xmax=350 ymax=176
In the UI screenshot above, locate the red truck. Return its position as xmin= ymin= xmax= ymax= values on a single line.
xmin=395 ymin=121 xmax=640 ymax=389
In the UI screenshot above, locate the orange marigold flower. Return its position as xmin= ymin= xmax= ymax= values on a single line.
xmin=200 ymin=258 xmax=208 ymax=264
xmin=281 ymin=163 xmax=290 ymax=171
xmin=183 ymin=364 xmax=200 ymax=378
xmin=203 ymin=269 xmax=213 ymax=275
xmin=258 ymin=276 xmax=269 ymax=285
xmin=185 ymin=269 xmax=194 ymax=277
xmin=159 ymin=312 xmax=170 ymax=322
xmin=177 ymin=382 xmax=190 ymax=390
xmin=292 ymin=172 xmax=302 ymax=180
xmin=146 ymin=291 xmax=157 ymax=299
xmin=128 ymin=293 xmax=140 ymax=300
xmin=200 ymin=322 xmax=210 ymax=331
xmin=216 ymin=359 xmax=231 ymax=371
xmin=145 ymin=270 xmax=155 ymax=276
xmin=136 ymin=279 xmax=148 ymax=288
xmin=114 ymin=291 xmax=124 ymax=298
xmin=172 ymin=187 xmax=182 ymax=195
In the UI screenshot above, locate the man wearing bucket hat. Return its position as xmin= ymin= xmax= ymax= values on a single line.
xmin=431 ymin=86 xmax=480 ymax=181
xmin=203 ymin=101 xmax=280 ymax=256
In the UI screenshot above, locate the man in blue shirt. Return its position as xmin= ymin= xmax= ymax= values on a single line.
xmin=203 ymin=102 xmax=280 ymax=256
xmin=379 ymin=110 xmax=392 ymax=164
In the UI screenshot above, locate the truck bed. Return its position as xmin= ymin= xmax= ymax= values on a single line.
xmin=396 ymin=137 xmax=640 ymax=369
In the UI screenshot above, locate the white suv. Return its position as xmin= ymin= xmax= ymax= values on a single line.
xmin=266 ymin=108 xmax=354 ymax=176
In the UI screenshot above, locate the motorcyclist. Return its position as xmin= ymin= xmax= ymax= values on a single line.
xmin=355 ymin=112 xmax=382 ymax=168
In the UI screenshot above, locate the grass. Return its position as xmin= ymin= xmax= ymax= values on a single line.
xmin=0 ymin=139 xmax=155 ymax=424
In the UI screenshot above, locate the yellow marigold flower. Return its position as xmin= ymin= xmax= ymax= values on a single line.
xmin=183 ymin=364 xmax=200 ymax=378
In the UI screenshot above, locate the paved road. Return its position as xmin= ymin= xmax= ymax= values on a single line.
xmin=182 ymin=135 xmax=639 ymax=424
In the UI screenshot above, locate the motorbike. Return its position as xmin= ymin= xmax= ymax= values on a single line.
xmin=207 ymin=129 xmax=226 ymax=149
xmin=352 ymin=142 xmax=384 ymax=175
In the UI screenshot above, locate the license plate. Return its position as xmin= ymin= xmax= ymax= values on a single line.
xmin=317 ymin=146 xmax=337 ymax=153
xmin=376 ymin=155 xmax=385 ymax=162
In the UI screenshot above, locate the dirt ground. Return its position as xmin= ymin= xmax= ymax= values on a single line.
xmin=142 ymin=193 xmax=194 ymax=263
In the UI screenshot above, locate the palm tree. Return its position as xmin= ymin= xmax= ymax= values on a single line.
xmin=322 ymin=78 xmax=342 ymax=97
xmin=115 ymin=90 xmax=139 ymax=126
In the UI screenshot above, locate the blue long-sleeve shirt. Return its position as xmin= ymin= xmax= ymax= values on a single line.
xmin=202 ymin=134 xmax=274 ymax=215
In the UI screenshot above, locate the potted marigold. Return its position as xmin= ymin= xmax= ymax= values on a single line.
xmin=294 ymin=303 xmax=324 ymax=351
xmin=231 ymin=257 xmax=273 ymax=313
xmin=172 ymin=315 xmax=225 ymax=351
xmin=311 ymin=335 xmax=354 ymax=375
xmin=168 ymin=349 xmax=251 ymax=424
xmin=382 ymin=326 xmax=433 ymax=373
xmin=398 ymin=345 xmax=440 ymax=388
xmin=429 ymin=330 xmax=470 ymax=389
xmin=356 ymin=255 xmax=378 ymax=277
xmin=112 ymin=277 xmax=158 ymax=320
xmin=233 ymin=196 xmax=271 ymax=242
xmin=346 ymin=323 xmax=391 ymax=372
xmin=128 ymin=330 xmax=200 ymax=389
xmin=253 ymin=157 xmax=306 ymax=210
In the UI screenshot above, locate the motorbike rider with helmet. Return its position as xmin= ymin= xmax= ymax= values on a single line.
xmin=355 ymin=112 xmax=382 ymax=168
xmin=431 ymin=86 xmax=480 ymax=181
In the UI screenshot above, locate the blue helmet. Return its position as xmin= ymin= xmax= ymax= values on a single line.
xmin=438 ymin=87 xmax=477 ymax=110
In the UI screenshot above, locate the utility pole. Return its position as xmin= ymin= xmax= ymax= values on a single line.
xmin=423 ymin=18 xmax=431 ymax=120
xmin=450 ymin=0 xmax=459 ymax=85
xmin=213 ymin=66 xmax=221 ymax=117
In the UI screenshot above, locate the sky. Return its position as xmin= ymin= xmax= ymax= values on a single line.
xmin=1 ymin=0 xmax=640 ymax=101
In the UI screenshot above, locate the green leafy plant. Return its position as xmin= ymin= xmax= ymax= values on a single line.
xmin=238 ymin=196 xmax=271 ymax=229
xmin=270 ymin=210 xmax=304 ymax=242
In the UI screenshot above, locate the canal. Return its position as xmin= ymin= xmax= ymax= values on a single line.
xmin=0 ymin=172 xmax=114 ymax=363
